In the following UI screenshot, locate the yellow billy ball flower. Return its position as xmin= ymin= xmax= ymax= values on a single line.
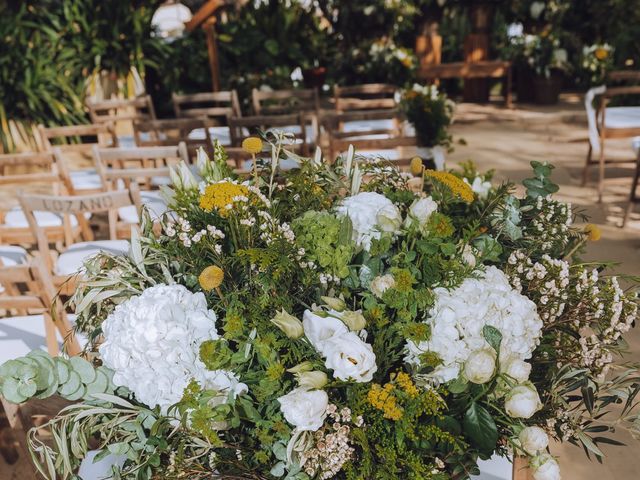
xmin=594 ymin=48 xmax=609 ymax=61
xmin=199 ymin=266 xmax=224 ymax=291
xmin=242 ymin=136 xmax=263 ymax=154
xmin=584 ymin=223 xmax=602 ymax=241
xmin=409 ymin=156 xmax=424 ymax=176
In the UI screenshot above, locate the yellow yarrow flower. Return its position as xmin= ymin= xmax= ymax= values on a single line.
xmin=395 ymin=372 xmax=419 ymax=398
xmin=199 ymin=266 xmax=224 ymax=291
xmin=367 ymin=383 xmax=403 ymax=421
xmin=242 ymin=136 xmax=263 ymax=154
xmin=584 ymin=223 xmax=602 ymax=241
xmin=409 ymin=156 xmax=424 ymax=176
xmin=424 ymin=170 xmax=474 ymax=203
xmin=199 ymin=182 xmax=249 ymax=215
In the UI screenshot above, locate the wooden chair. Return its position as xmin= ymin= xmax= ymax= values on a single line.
xmin=172 ymin=90 xmax=241 ymax=145
xmin=228 ymin=113 xmax=310 ymax=156
xmin=87 ymin=95 xmax=156 ymax=125
xmin=252 ymin=88 xmax=319 ymax=115
xmin=38 ymin=123 xmax=118 ymax=195
xmin=582 ymin=71 xmax=640 ymax=202
xmin=17 ymin=188 xmax=141 ymax=292
xmin=323 ymin=110 xmax=410 ymax=163
xmin=334 ymin=83 xmax=398 ymax=112
xmin=92 ymin=145 xmax=187 ymax=231
xmin=623 ymin=141 xmax=640 ymax=227
xmin=0 ymin=258 xmax=81 ymax=359
xmin=133 ymin=118 xmax=216 ymax=158
xmin=0 ymin=152 xmax=81 ymax=248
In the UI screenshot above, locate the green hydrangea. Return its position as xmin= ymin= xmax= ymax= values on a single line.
xmin=292 ymin=210 xmax=354 ymax=279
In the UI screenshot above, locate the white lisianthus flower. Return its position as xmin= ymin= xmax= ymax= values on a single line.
xmin=405 ymin=266 xmax=542 ymax=384
xmin=302 ymin=309 xmax=348 ymax=354
xmin=505 ymin=384 xmax=543 ymax=419
xmin=99 ymin=284 xmax=246 ymax=413
xmin=465 ymin=177 xmax=492 ymax=199
xmin=530 ymin=1 xmax=545 ymax=20
xmin=463 ymin=349 xmax=496 ymax=384
xmin=296 ymin=371 xmax=329 ymax=390
xmin=502 ymin=356 xmax=533 ymax=383
xmin=270 ymin=309 xmax=304 ymax=339
xmin=277 ymin=387 xmax=328 ymax=432
xmin=519 ymin=426 xmax=549 ymax=455
xmin=340 ymin=310 xmax=367 ymax=331
xmin=404 ymin=196 xmax=438 ymax=230
xmin=323 ymin=332 xmax=377 ymax=383
xmin=531 ymin=453 xmax=561 ymax=480
xmin=370 ymin=274 xmax=395 ymax=298
xmin=336 ymin=192 xmax=402 ymax=250
xmin=461 ymin=245 xmax=476 ymax=267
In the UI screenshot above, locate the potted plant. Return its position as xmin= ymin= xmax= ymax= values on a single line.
xmin=399 ymin=83 xmax=455 ymax=170
xmin=522 ymin=30 xmax=570 ymax=105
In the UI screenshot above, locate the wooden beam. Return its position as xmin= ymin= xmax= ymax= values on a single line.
xmin=203 ymin=17 xmax=221 ymax=92
xmin=185 ymin=0 xmax=225 ymax=32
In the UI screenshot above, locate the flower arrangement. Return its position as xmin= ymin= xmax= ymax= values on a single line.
xmin=1 ymin=139 xmax=639 ymax=480
xmin=398 ymin=83 xmax=455 ymax=149
xmin=581 ymin=43 xmax=614 ymax=86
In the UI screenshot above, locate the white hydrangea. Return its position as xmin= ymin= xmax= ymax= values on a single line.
xmin=405 ymin=266 xmax=542 ymax=383
xmin=99 ymin=284 xmax=247 ymax=413
xmin=335 ymin=192 xmax=401 ymax=251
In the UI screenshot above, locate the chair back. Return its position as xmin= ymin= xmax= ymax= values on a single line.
xmin=91 ymin=143 xmax=189 ymax=190
xmin=252 ymin=88 xmax=319 ymax=115
xmin=133 ymin=118 xmax=216 ymax=158
xmin=38 ymin=123 xmax=118 ymax=153
xmin=0 ymin=257 xmax=81 ymax=356
xmin=584 ymin=86 xmax=607 ymax=153
xmin=334 ymin=83 xmax=398 ymax=112
xmin=17 ymin=188 xmax=142 ymax=270
xmin=172 ymin=90 xmax=241 ymax=121
xmin=228 ymin=114 xmax=309 ymax=155
xmin=87 ymin=95 xmax=156 ymax=125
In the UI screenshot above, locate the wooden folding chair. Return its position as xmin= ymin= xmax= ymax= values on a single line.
xmin=334 ymin=83 xmax=398 ymax=112
xmin=17 ymin=188 xmax=142 ymax=293
xmin=0 ymin=258 xmax=81 ymax=358
xmin=582 ymin=71 xmax=640 ymax=202
xmin=87 ymin=95 xmax=156 ymax=125
xmin=252 ymin=88 xmax=320 ymax=115
xmin=0 ymin=152 xmax=81 ymax=248
xmin=38 ymin=123 xmax=118 ymax=195
xmin=92 ymin=144 xmax=187 ymax=232
xmin=133 ymin=118 xmax=217 ymax=158
xmin=228 ymin=113 xmax=310 ymax=156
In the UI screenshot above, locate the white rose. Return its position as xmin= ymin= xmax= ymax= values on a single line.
xmin=376 ymin=203 xmax=402 ymax=232
xmin=404 ymin=197 xmax=438 ymax=229
xmin=531 ymin=453 xmax=561 ymax=480
xmin=370 ymin=274 xmax=395 ymax=298
xmin=278 ymin=387 xmax=328 ymax=432
xmin=463 ymin=349 xmax=496 ymax=384
xmin=336 ymin=192 xmax=401 ymax=250
xmin=502 ymin=357 xmax=532 ymax=383
xmin=302 ymin=309 xmax=348 ymax=354
xmin=505 ymin=384 xmax=543 ymax=419
xmin=323 ymin=332 xmax=377 ymax=383
xmin=519 ymin=426 xmax=549 ymax=455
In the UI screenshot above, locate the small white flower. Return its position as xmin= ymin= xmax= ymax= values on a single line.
xmin=505 ymin=384 xmax=543 ymax=419
xmin=322 ymin=332 xmax=377 ymax=383
xmin=461 ymin=245 xmax=476 ymax=267
xmin=468 ymin=177 xmax=492 ymax=199
xmin=531 ymin=453 xmax=561 ymax=480
xmin=463 ymin=349 xmax=496 ymax=384
xmin=519 ymin=426 xmax=549 ymax=456
xmin=278 ymin=387 xmax=328 ymax=432
xmin=404 ymin=196 xmax=438 ymax=230
xmin=370 ymin=274 xmax=395 ymax=298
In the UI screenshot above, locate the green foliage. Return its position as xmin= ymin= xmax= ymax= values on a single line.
xmin=523 ymin=161 xmax=560 ymax=199
xmin=399 ymin=85 xmax=455 ymax=149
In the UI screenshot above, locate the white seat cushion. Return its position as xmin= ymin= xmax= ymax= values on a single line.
xmin=342 ymin=118 xmax=396 ymax=134
xmin=471 ymin=454 xmax=513 ymax=480
xmin=188 ymin=126 xmax=232 ymax=146
xmin=0 ymin=245 xmax=28 ymax=266
xmin=70 ymin=169 xmax=103 ymax=190
xmin=0 ymin=314 xmax=86 ymax=363
xmin=55 ymin=240 xmax=129 ymax=276
xmin=604 ymin=107 xmax=640 ymax=129
xmin=3 ymin=207 xmax=80 ymax=228
xmin=118 ymin=191 xmax=168 ymax=224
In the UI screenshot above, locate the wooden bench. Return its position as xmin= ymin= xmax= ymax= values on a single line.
xmin=419 ymin=60 xmax=512 ymax=107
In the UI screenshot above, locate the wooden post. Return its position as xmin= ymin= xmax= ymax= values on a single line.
xmin=416 ymin=21 xmax=442 ymax=71
xmin=463 ymin=3 xmax=494 ymax=102
xmin=203 ymin=17 xmax=221 ymax=92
